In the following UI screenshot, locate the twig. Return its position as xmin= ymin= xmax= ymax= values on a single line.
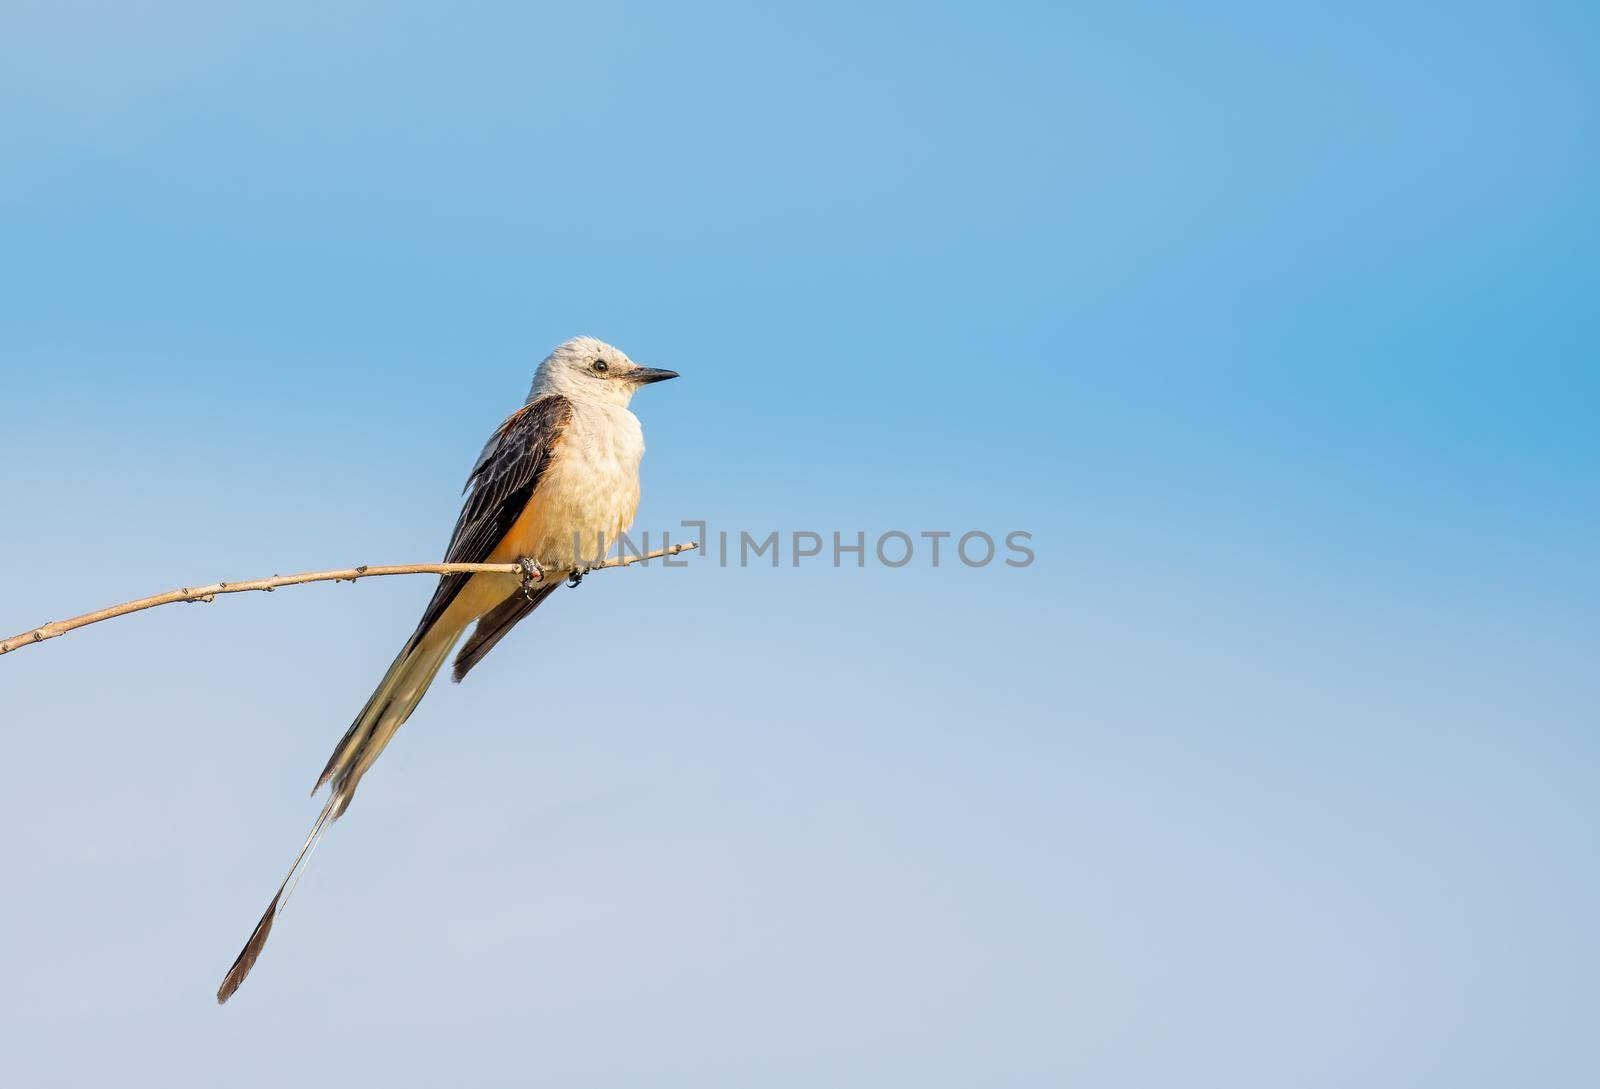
xmin=0 ymin=542 xmax=697 ymax=657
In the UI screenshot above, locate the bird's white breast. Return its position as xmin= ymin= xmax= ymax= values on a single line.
xmin=524 ymin=400 xmax=645 ymax=569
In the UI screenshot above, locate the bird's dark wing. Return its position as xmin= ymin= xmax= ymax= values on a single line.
xmin=400 ymin=393 xmax=573 ymax=656
xmin=450 ymin=577 xmax=559 ymax=682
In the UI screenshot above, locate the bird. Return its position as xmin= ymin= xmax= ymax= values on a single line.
xmin=216 ymin=336 xmax=679 ymax=1003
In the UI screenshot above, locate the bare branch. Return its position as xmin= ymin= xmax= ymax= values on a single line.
xmin=0 ymin=542 xmax=697 ymax=657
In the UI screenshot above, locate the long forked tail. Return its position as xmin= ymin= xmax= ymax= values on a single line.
xmin=216 ymin=624 xmax=458 ymax=1003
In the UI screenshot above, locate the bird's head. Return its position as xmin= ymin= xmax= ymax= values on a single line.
xmin=529 ymin=336 xmax=678 ymax=406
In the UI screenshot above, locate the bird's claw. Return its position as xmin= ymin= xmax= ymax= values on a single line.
xmin=566 ymin=567 xmax=589 ymax=589
xmin=518 ymin=558 xmax=545 ymax=600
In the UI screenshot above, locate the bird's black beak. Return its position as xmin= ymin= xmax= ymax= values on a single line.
xmin=629 ymin=367 xmax=680 ymax=385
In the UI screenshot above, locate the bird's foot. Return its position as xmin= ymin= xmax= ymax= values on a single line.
xmin=566 ymin=566 xmax=591 ymax=589
xmin=518 ymin=558 xmax=545 ymax=600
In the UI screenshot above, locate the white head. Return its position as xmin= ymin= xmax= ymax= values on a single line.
xmin=527 ymin=336 xmax=678 ymax=406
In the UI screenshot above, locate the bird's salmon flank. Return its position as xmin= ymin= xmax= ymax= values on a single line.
xmin=217 ymin=337 xmax=679 ymax=1003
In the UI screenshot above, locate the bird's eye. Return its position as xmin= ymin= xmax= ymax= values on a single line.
xmin=592 ymin=360 xmax=609 ymax=373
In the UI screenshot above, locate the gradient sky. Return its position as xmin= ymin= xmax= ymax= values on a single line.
xmin=2 ymin=2 xmax=1597 ymax=1086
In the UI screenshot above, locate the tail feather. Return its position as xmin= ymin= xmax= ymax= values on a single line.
xmin=313 ymin=644 xmax=414 ymax=793
xmin=315 ymin=626 xmax=456 ymax=800
xmin=216 ymin=792 xmax=340 ymax=1003
xmin=218 ymin=623 xmax=460 ymax=1002
xmin=331 ymin=635 xmax=455 ymax=815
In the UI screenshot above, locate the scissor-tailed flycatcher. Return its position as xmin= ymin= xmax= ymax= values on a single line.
xmin=217 ymin=336 xmax=678 ymax=1002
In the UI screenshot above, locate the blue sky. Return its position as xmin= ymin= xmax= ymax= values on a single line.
xmin=2 ymin=2 xmax=1597 ymax=1085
